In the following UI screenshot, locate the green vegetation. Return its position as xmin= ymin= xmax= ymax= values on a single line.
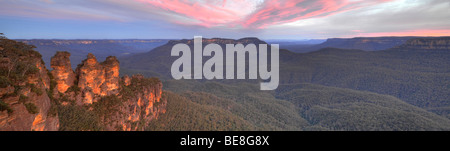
xmin=149 ymin=80 xmax=450 ymax=131
xmin=120 ymin=39 xmax=450 ymax=119
xmin=58 ymin=105 xmax=103 ymax=131
xmin=66 ymin=85 xmax=80 ymax=94
xmin=146 ymin=91 xmax=256 ymax=131
xmin=121 ymin=40 xmax=450 ymax=130
xmin=24 ymin=103 xmax=39 ymax=114
xmin=276 ymin=83 xmax=450 ymax=130
xmin=147 ymin=81 xmax=309 ymax=131
xmin=276 ymin=48 xmax=450 ymax=112
xmin=92 ymin=95 xmax=122 ymax=118
xmin=0 ymin=100 xmax=13 ymax=114
xmin=120 ymin=76 xmax=160 ymax=99
xmin=0 ymin=34 xmax=49 ymax=116
xmin=1 ymin=35 xmax=449 ymax=131
xmin=0 ymin=76 xmax=11 ymax=88
xmin=56 ymin=94 xmax=125 ymax=131
xmin=19 ymin=94 xmax=29 ymax=104
xmin=0 ymin=34 xmax=42 ymax=84
xmin=28 ymin=83 xmax=43 ymax=96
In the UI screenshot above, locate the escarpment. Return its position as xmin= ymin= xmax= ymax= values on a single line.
xmin=0 ymin=38 xmax=59 ymax=131
xmin=1 ymin=37 xmax=165 ymax=131
xmin=394 ymin=37 xmax=450 ymax=50
xmin=100 ymin=75 xmax=165 ymax=131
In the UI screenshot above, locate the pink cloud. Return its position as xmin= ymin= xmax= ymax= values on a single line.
xmin=137 ymin=0 xmax=255 ymax=27
xmin=242 ymin=0 xmax=394 ymax=28
xmin=137 ymin=0 xmax=393 ymax=28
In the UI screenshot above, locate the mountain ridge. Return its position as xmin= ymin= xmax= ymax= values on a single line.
xmin=120 ymin=37 xmax=450 ymax=119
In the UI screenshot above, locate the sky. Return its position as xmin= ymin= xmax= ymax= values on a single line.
xmin=0 ymin=0 xmax=449 ymax=39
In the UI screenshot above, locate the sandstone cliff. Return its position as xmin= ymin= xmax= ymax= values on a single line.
xmin=0 ymin=38 xmax=59 ymax=131
xmin=98 ymin=75 xmax=165 ymax=131
xmin=49 ymin=52 xmax=165 ymax=131
xmin=395 ymin=37 xmax=450 ymax=50
xmin=50 ymin=51 xmax=76 ymax=94
xmin=75 ymin=53 xmax=120 ymax=104
xmin=1 ymin=36 xmax=166 ymax=131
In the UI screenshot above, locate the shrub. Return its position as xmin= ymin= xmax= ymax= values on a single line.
xmin=0 ymin=76 xmax=11 ymax=88
xmin=24 ymin=103 xmax=39 ymax=114
xmin=26 ymin=66 xmax=39 ymax=76
xmin=92 ymin=95 xmax=122 ymax=117
xmin=0 ymin=100 xmax=13 ymax=114
xmin=19 ymin=94 xmax=29 ymax=103
xmin=29 ymin=83 xmax=43 ymax=96
xmin=58 ymin=105 xmax=103 ymax=131
xmin=66 ymin=85 xmax=81 ymax=94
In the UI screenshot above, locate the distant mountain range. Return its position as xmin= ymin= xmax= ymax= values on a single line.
xmin=16 ymin=39 xmax=171 ymax=69
xmin=274 ymin=37 xmax=424 ymax=53
xmin=17 ymin=36 xmax=443 ymax=69
xmin=119 ymin=36 xmax=450 ymax=130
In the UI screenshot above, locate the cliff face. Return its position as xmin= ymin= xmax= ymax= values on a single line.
xmin=75 ymin=53 xmax=120 ymax=104
xmin=1 ymin=37 xmax=165 ymax=131
xmin=101 ymin=56 xmax=120 ymax=96
xmin=101 ymin=75 xmax=165 ymax=131
xmin=306 ymin=37 xmax=413 ymax=51
xmin=50 ymin=51 xmax=76 ymax=94
xmin=53 ymin=52 xmax=165 ymax=131
xmin=0 ymin=38 xmax=59 ymax=131
xmin=395 ymin=37 xmax=450 ymax=50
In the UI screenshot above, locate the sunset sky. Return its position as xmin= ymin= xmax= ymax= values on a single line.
xmin=1 ymin=0 xmax=449 ymax=39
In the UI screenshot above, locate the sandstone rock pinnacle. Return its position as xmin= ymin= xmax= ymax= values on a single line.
xmin=50 ymin=51 xmax=76 ymax=93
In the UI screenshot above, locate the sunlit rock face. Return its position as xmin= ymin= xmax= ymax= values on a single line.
xmin=0 ymin=48 xmax=59 ymax=131
xmin=101 ymin=56 xmax=120 ymax=96
xmin=122 ymin=75 xmax=131 ymax=86
xmin=1 ymin=46 xmax=165 ymax=131
xmin=51 ymin=51 xmax=75 ymax=93
xmin=105 ymin=75 xmax=165 ymax=131
xmin=76 ymin=53 xmax=120 ymax=104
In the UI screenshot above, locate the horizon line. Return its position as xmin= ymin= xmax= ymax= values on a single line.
xmin=11 ymin=36 xmax=450 ymax=41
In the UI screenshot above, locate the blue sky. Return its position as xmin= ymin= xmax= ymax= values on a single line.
xmin=1 ymin=0 xmax=449 ymax=39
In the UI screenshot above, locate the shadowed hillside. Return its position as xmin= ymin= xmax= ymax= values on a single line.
xmin=119 ymin=37 xmax=450 ymax=118
xmin=145 ymin=80 xmax=450 ymax=131
xmin=119 ymin=37 xmax=450 ymax=130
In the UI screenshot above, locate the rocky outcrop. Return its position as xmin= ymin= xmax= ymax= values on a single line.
xmin=54 ymin=52 xmax=165 ymax=131
xmin=102 ymin=75 xmax=165 ymax=131
xmin=50 ymin=51 xmax=75 ymax=93
xmin=0 ymin=38 xmax=59 ymax=131
xmin=1 ymin=37 xmax=166 ymax=131
xmin=101 ymin=56 xmax=120 ymax=96
xmin=75 ymin=53 xmax=119 ymax=104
